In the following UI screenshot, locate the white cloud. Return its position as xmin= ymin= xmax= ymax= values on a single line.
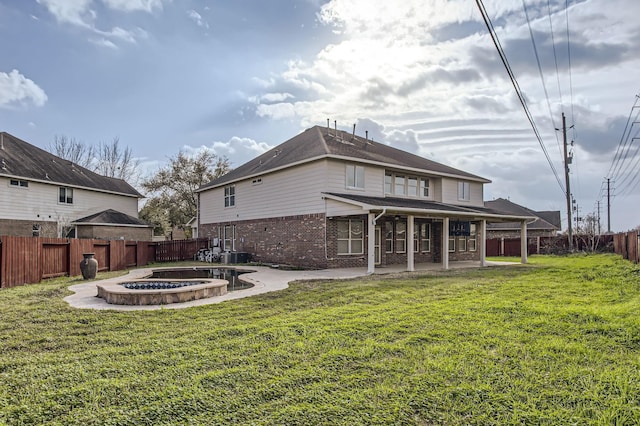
xmin=256 ymin=103 xmax=297 ymax=120
xmin=102 ymin=0 xmax=164 ymax=13
xmin=36 ymin=0 xmax=95 ymax=28
xmin=37 ymin=0 xmax=152 ymax=47
xmin=0 ymin=69 xmax=48 ymax=108
xmin=89 ymin=37 xmax=118 ymax=49
xmin=187 ymin=10 xmax=209 ymax=29
xmin=180 ymin=136 xmax=272 ymax=169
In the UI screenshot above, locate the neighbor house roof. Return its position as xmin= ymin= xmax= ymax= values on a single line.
xmin=72 ymin=209 xmax=151 ymax=227
xmin=484 ymin=198 xmax=560 ymax=230
xmin=323 ymin=193 xmax=535 ymax=222
xmin=198 ymin=125 xmax=490 ymax=191
xmin=0 ymin=132 xmax=142 ymax=197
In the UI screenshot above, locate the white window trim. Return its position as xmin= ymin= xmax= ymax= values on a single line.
xmin=224 ymin=185 xmax=236 ymax=208
xmin=385 ymin=171 xmax=432 ymax=199
xmin=395 ymin=221 xmax=407 ymax=253
xmin=346 ymin=164 xmax=365 ymax=190
xmin=337 ymin=219 xmax=364 ymax=255
xmin=458 ymin=237 xmax=467 ymax=252
xmin=10 ymin=179 xmax=29 ymax=188
xmin=448 ymin=237 xmax=456 ymax=252
xmin=58 ymin=187 xmax=73 ymax=205
xmin=458 ymin=181 xmax=470 ymax=202
xmin=421 ymin=223 xmax=431 ymax=253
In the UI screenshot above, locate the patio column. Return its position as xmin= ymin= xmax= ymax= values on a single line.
xmin=407 ymin=215 xmax=415 ymax=271
xmin=479 ymin=219 xmax=487 ymax=267
xmin=442 ymin=217 xmax=449 ymax=270
xmin=521 ymin=220 xmax=528 ymax=264
xmin=367 ymin=212 xmax=375 ymax=274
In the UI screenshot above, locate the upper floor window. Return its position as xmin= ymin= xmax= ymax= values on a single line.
xmin=458 ymin=181 xmax=470 ymax=201
xmin=385 ymin=171 xmax=431 ymax=198
xmin=10 ymin=179 xmax=28 ymax=188
xmin=346 ymin=164 xmax=364 ymax=189
xmin=59 ymin=187 xmax=73 ymax=204
xmin=224 ymin=185 xmax=235 ymax=207
xmin=394 ymin=175 xmax=406 ymax=196
xmin=421 ymin=178 xmax=430 ymax=197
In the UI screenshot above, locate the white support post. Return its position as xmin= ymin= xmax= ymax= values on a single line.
xmin=407 ymin=215 xmax=415 ymax=272
xmin=442 ymin=217 xmax=449 ymax=270
xmin=480 ymin=220 xmax=487 ymax=267
xmin=367 ymin=212 xmax=376 ymax=274
xmin=521 ymin=220 xmax=528 ymax=264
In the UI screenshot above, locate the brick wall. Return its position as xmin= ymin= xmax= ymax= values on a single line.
xmin=201 ymin=214 xmax=480 ymax=269
xmin=0 ymin=219 xmax=57 ymax=237
xmin=76 ymin=225 xmax=153 ymax=241
xmin=201 ymin=214 xmax=331 ymax=269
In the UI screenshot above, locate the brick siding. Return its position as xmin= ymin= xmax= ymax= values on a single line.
xmin=0 ymin=219 xmax=57 ymax=237
xmin=200 ymin=214 xmax=480 ymax=269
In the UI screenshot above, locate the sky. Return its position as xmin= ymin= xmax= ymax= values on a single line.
xmin=1 ymin=0 xmax=639 ymax=232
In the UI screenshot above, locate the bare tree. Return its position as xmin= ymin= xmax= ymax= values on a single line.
xmin=48 ymin=135 xmax=141 ymax=185
xmin=48 ymin=135 xmax=95 ymax=169
xmin=95 ymin=137 xmax=140 ymax=182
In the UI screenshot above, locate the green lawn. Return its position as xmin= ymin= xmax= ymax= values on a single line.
xmin=1 ymin=255 xmax=639 ymax=425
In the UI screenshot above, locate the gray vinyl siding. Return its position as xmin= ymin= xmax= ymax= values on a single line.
xmin=441 ymin=178 xmax=484 ymax=206
xmin=0 ymin=177 xmax=139 ymax=223
xmin=199 ymin=160 xmax=330 ymax=223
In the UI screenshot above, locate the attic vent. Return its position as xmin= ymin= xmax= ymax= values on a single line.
xmin=1 ymin=159 xmax=6 ymax=170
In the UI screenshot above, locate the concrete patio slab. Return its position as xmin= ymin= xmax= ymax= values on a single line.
xmin=64 ymin=260 xmax=517 ymax=311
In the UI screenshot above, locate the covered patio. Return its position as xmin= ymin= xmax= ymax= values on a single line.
xmin=323 ymin=193 xmax=535 ymax=274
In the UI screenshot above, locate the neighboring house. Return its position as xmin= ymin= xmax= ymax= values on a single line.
xmin=186 ymin=217 xmax=198 ymax=238
xmin=0 ymin=132 xmax=150 ymax=240
xmin=197 ymin=125 xmax=534 ymax=272
xmin=484 ymin=198 xmax=561 ymax=238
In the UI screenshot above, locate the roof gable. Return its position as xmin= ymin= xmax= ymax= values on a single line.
xmin=0 ymin=132 xmax=141 ymax=197
xmin=199 ymin=125 xmax=489 ymax=191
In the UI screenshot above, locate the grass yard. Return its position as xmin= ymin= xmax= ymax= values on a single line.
xmin=1 ymin=254 xmax=639 ymax=425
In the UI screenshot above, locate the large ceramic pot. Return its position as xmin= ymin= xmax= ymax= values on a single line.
xmin=80 ymin=253 xmax=98 ymax=280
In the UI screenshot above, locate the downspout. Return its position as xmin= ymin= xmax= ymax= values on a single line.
xmin=373 ymin=208 xmax=387 ymax=225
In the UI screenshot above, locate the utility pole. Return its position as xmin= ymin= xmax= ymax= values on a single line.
xmin=607 ymin=178 xmax=611 ymax=233
xmin=596 ymin=200 xmax=601 ymax=235
xmin=562 ymin=112 xmax=573 ymax=250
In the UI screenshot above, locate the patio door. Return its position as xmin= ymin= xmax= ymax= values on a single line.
xmin=374 ymin=226 xmax=381 ymax=265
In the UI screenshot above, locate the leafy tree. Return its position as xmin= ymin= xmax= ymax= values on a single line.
xmin=48 ymin=135 xmax=140 ymax=183
xmin=140 ymin=150 xmax=230 ymax=237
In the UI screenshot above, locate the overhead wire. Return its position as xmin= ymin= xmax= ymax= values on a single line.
xmin=475 ymin=0 xmax=566 ymax=195
xmin=522 ymin=0 xmax=563 ymax=161
xmin=607 ymin=95 xmax=640 ymax=179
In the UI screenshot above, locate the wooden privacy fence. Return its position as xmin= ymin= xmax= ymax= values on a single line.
xmin=0 ymin=236 xmax=211 ymax=288
xmin=486 ymin=235 xmax=614 ymax=257
xmin=613 ymin=230 xmax=639 ymax=263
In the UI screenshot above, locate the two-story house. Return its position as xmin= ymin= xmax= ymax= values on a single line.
xmin=0 ymin=132 xmax=150 ymax=240
xmin=197 ymin=124 xmax=533 ymax=272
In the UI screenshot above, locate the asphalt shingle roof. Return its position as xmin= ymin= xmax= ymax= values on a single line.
xmin=484 ymin=198 xmax=560 ymax=230
xmin=73 ymin=209 xmax=150 ymax=226
xmin=0 ymin=132 xmax=141 ymax=197
xmin=324 ymin=193 xmax=533 ymax=220
xmin=199 ymin=125 xmax=490 ymax=191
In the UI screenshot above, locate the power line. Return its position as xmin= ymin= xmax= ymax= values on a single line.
xmin=475 ymin=0 xmax=566 ymax=195
xmin=547 ymin=0 xmax=564 ymax=109
xmin=522 ymin=0 xmax=564 ymax=161
xmin=607 ymin=95 xmax=640 ymax=179
xmin=564 ymin=0 xmax=577 ymax=143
